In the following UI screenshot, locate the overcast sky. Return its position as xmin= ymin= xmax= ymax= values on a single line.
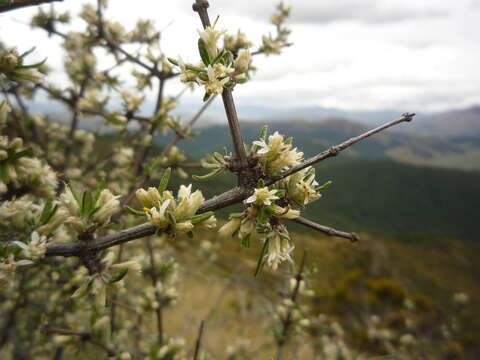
xmin=2 ymin=0 xmax=480 ymax=113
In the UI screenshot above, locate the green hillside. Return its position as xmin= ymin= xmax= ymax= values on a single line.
xmin=170 ymin=160 xmax=480 ymax=242
xmin=160 ymin=120 xmax=480 ymax=170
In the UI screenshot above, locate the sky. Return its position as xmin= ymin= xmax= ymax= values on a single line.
xmin=2 ymin=0 xmax=480 ymax=115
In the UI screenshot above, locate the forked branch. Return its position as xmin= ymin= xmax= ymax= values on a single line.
xmin=45 ymin=113 xmax=412 ymax=258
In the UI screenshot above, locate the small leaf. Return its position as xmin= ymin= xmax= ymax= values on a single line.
xmin=256 ymin=206 xmax=269 ymax=226
xmin=241 ymin=234 xmax=251 ymax=248
xmin=93 ymin=180 xmax=107 ymax=203
xmin=198 ymin=38 xmax=211 ymax=65
xmin=19 ymin=47 xmax=36 ymax=59
xmin=10 ymin=147 xmax=33 ymax=161
xmin=157 ymin=168 xmax=171 ymax=193
xmin=167 ymin=57 xmax=179 ymax=66
xmin=255 ymin=238 xmax=270 ymax=276
xmin=16 ymin=58 xmax=47 ymax=69
xmin=260 ymin=125 xmax=268 ymax=140
xmin=39 ymin=201 xmax=59 ymax=226
xmin=202 ymin=92 xmax=212 ymax=102
xmin=103 ymin=269 xmax=129 ymax=284
xmin=186 ymin=231 xmax=194 ymax=239
xmin=67 ymin=183 xmax=81 ymax=206
xmin=316 ymin=180 xmax=332 ymax=192
xmin=192 ymin=168 xmax=223 ymax=181
xmin=125 ymin=206 xmax=146 ymax=217
xmin=189 ymin=211 xmax=214 ymax=225
xmin=210 ymin=48 xmax=226 ymax=65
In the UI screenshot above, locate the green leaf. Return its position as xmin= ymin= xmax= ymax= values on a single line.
xmin=92 ymin=179 xmax=107 ymax=203
xmin=81 ymin=191 xmax=94 ymax=217
xmin=257 ymin=206 xmax=269 ymax=226
xmin=186 ymin=64 xmax=206 ymax=73
xmin=167 ymin=57 xmax=179 ymax=66
xmin=255 ymin=238 xmax=270 ymax=276
xmin=157 ymin=168 xmax=171 ymax=194
xmin=10 ymin=147 xmax=33 ymax=161
xmin=202 ymin=92 xmax=212 ymax=102
xmin=210 ymin=48 xmax=226 ymax=65
xmin=16 ymin=58 xmax=47 ymax=69
xmin=241 ymin=234 xmax=251 ymax=248
xmin=0 ymin=162 xmax=10 ymax=184
xmin=39 ymin=199 xmax=58 ymax=225
xmin=260 ymin=125 xmax=268 ymax=140
xmin=125 ymin=206 xmax=146 ymax=217
xmin=67 ymin=183 xmax=81 ymax=206
xmin=316 ymin=180 xmax=332 ymax=192
xmin=19 ymin=47 xmax=36 ymax=59
xmin=198 ymin=38 xmax=211 ymax=65
xmin=103 ymin=269 xmax=129 ymax=284
xmin=192 ymin=168 xmax=223 ymax=181
xmin=189 ymin=211 xmax=214 ymax=225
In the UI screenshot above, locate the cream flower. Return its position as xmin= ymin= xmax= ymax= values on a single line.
xmin=246 ymin=187 xmax=279 ymax=206
xmin=265 ymin=232 xmax=294 ymax=270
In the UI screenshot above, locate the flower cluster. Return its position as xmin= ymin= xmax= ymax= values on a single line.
xmin=261 ymin=2 xmax=292 ymax=56
xmin=0 ymin=48 xmax=44 ymax=85
xmin=60 ymin=183 xmax=121 ymax=233
xmin=0 ymin=136 xmax=58 ymax=197
xmin=169 ymin=20 xmax=252 ymax=101
xmin=13 ymin=231 xmax=48 ymax=260
xmin=72 ymin=251 xmax=141 ymax=307
xmin=218 ymin=128 xmax=329 ymax=271
xmin=135 ymin=170 xmax=216 ymax=237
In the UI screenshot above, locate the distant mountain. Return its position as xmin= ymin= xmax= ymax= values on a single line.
xmin=401 ymin=105 xmax=480 ymax=138
xmin=159 ymin=117 xmax=479 ymax=171
xmin=169 ymin=160 xmax=480 ymax=242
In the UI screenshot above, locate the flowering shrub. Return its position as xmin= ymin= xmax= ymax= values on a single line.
xmin=4 ymin=1 xmax=472 ymax=360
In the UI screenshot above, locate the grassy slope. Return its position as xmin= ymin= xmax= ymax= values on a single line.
xmin=157 ymin=231 xmax=480 ymax=358
xmin=173 ymin=159 xmax=480 ymax=242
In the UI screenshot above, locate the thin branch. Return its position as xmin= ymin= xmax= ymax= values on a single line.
xmin=193 ymin=0 xmax=249 ymax=171
xmin=192 ymin=320 xmax=206 ymax=360
xmin=268 ymin=113 xmax=415 ymax=185
xmin=46 ymin=114 xmax=412 ymax=258
xmin=0 ymin=0 xmax=62 ymax=13
xmin=291 ymin=216 xmax=359 ymax=242
xmin=42 ymin=326 xmax=116 ymax=357
xmin=276 ymin=250 xmax=307 ymax=360
xmin=45 ymin=186 xmax=251 ymax=257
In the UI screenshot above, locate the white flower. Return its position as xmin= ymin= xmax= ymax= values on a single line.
xmin=218 ymin=217 xmax=241 ymax=238
xmin=198 ymin=24 xmax=226 ymax=58
xmin=136 ymin=187 xmax=162 ymax=208
xmin=246 ymin=187 xmax=279 ymax=206
xmin=269 ymin=205 xmax=300 ymax=219
xmin=0 ymin=254 xmax=33 ymax=285
xmin=265 ymin=232 xmax=294 ymax=270
xmin=93 ymin=189 xmax=121 ymax=224
xmin=203 ymin=65 xmax=230 ymax=95
xmin=174 ymin=184 xmax=204 ymax=220
xmin=15 ymin=231 xmax=47 ymax=260
xmin=145 ymin=199 xmax=171 ymax=229
xmin=234 ymin=49 xmax=251 ymax=73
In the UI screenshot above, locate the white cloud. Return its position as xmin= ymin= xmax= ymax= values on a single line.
xmin=1 ymin=0 xmax=479 ymax=114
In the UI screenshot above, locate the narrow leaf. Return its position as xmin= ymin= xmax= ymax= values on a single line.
xmin=189 ymin=211 xmax=214 ymax=225
xmin=192 ymin=168 xmax=222 ymax=181
xmin=198 ymin=38 xmax=211 ymax=65
xmin=255 ymin=238 xmax=270 ymax=276
xmin=157 ymin=168 xmax=171 ymax=193
xmin=125 ymin=206 xmax=146 ymax=217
